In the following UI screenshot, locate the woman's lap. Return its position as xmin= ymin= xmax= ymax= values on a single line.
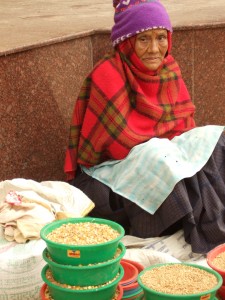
xmin=72 ymin=133 xmax=225 ymax=253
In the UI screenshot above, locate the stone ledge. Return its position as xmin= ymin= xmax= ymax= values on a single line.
xmin=1 ymin=0 xmax=225 ymax=56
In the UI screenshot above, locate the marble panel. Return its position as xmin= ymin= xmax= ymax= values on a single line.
xmin=193 ymin=28 xmax=225 ymax=126
xmin=0 ymin=37 xmax=92 ymax=182
xmin=91 ymin=33 xmax=113 ymax=65
xmin=171 ymin=30 xmax=195 ymax=102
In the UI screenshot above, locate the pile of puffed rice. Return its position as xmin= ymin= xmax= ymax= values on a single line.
xmin=140 ymin=264 xmax=218 ymax=295
xmin=211 ymin=251 xmax=225 ymax=270
xmin=46 ymin=222 xmax=120 ymax=245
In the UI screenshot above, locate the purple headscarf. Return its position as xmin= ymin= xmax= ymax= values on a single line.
xmin=111 ymin=0 xmax=172 ymax=47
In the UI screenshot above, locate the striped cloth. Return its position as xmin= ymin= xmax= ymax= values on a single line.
xmin=82 ymin=125 xmax=224 ymax=214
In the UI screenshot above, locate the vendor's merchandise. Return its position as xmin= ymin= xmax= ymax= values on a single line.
xmin=138 ymin=263 xmax=222 ymax=300
xmin=41 ymin=265 xmax=124 ymax=300
xmin=40 ymin=283 xmax=123 ymax=300
xmin=40 ymin=217 xmax=125 ymax=300
xmin=42 ymin=242 xmax=125 ymax=286
xmin=40 ymin=217 xmax=125 ymax=265
xmin=120 ymin=259 xmax=144 ymax=299
xmin=207 ymin=243 xmax=225 ymax=299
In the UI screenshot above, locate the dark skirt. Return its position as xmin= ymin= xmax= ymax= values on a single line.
xmin=72 ymin=133 xmax=225 ymax=254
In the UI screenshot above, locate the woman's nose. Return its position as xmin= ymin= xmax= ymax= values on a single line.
xmin=147 ymin=39 xmax=158 ymax=52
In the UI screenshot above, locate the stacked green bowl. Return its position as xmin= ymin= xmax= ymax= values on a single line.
xmin=40 ymin=217 xmax=126 ymax=300
xmin=42 ymin=242 xmax=126 ymax=286
xmin=41 ymin=264 xmax=124 ymax=300
xmin=40 ymin=217 xmax=125 ymax=265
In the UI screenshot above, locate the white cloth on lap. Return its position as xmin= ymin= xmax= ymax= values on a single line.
xmin=122 ymin=230 xmax=207 ymax=268
xmin=83 ymin=125 xmax=224 ymax=214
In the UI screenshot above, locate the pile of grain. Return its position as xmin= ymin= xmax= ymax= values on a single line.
xmin=46 ymin=222 xmax=120 ymax=245
xmin=211 ymin=251 xmax=225 ymax=270
xmin=42 ymin=219 xmax=124 ymax=299
xmin=140 ymin=264 xmax=218 ymax=295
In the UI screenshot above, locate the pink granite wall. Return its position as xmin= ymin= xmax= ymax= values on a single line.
xmin=0 ymin=37 xmax=93 ymax=182
xmin=172 ymin=27 xmax=225 ymax=126
xmin=0 ymin=27 xmax=224 ymax=182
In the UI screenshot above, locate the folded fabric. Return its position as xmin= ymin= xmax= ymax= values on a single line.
xmin=0 ymin=180 xmax=95 ymax=243
xmin=0 ymin=191 xmax=55 ymax=243
xmin=122 ymin=230 xmax=207 ymax=267
xmin=83 ymin=125 xmax=224 ymax=214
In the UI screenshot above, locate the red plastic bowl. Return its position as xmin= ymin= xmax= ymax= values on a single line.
xmin=40 ymin=283 xmax=123 ymax=300
xmin=207 ymin=243 xmax=225 ymax=283
xmin=116 ymin=284 xmax=123 ymax=300
xmin=121 ymin=259 xmax=144 ymax=273
xmin=120 ymin=259 xmax=144 ymax=291
xmin=40 ymin=283 xmax=48 ymax=300
xmin=217 ymin=285 xmax=225 ymax=299
xmin=120 ymin=260 xmax=139 ymax=286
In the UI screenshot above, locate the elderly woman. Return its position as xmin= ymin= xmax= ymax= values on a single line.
xmin=64 ymin=0 xmax=225 ymax=254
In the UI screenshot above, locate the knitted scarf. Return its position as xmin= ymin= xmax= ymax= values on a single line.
xmin=64 ymin=38 xmax=196 ymax=180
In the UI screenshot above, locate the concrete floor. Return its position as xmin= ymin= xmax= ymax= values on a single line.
xmin=1 ymin=0 xmax=225 ymax=56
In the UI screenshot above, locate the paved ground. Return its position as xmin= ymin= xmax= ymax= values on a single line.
xmin=1 ymin=0 xmax=225 ymax=55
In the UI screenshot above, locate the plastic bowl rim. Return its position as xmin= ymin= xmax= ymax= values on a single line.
xmin=41 ymin=264 xmax=124 ymax=294
xmin=42 ymin=241 xmax=126 ymax=270
xmin=137 ymin=262 xmax=223 ymax=298
xmin=40 ymin=217 xmax=125 ymax=248
xmin=120 ymin=260 xmax=139 ymax=285
xmin=121 ymin=258 xmax=144 ymax=271
xmin=207 ymin=243 xmax=225 ymax=274
xmin=40 ymin=282 xmax=124 ymax=299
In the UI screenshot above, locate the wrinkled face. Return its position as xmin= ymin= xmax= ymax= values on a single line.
xmin=134 ymin=29 xmax=168 ymax=71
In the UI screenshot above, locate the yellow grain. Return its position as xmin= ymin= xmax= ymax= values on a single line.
xmin=46 ymin=222 xmax=120 ymax=245
xmin=140 ymin=264 xmax=218 ymax=295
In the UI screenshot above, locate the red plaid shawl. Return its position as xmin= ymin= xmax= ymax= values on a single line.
xmin=65 ymin=38 xmax=196 ymax=180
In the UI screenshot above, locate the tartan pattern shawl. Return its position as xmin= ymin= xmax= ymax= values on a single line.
xmin=65 ymin=38 xmax=196 ymax=180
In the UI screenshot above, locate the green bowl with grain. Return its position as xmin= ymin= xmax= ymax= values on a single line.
xmin=40 ymin=217 xmax=125 ymax=266
xmin=137 ymin=263 xmax=222 ymax=300
xmin=42 ymin=242 xmax=126 ymax=286
xmin=41 ymin=264 xmax=124 ymax=300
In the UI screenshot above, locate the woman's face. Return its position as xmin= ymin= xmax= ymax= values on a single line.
xmin=134 ymin=29 xmax=168 ymax=71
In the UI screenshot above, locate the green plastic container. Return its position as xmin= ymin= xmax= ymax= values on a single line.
xmin=41 ymin=264 xmax=124 ymax=300
xmin=40 ymin=217 xmax=125 ymax=266
xmin=40 ymin=283 xmax=124 ymax=300
xmin=137 ymin=263 xmax=222 ymax=300
xmin=122 ymin=289 xmax=144 ymax=299
xmin=42 ymin=242 xmax=126 ymax=286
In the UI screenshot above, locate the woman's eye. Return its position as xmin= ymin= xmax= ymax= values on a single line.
xmin=158 ymin=35 xmax=167 ymax=41
xmin=139 ymin=37 xmax=147 ymax=42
